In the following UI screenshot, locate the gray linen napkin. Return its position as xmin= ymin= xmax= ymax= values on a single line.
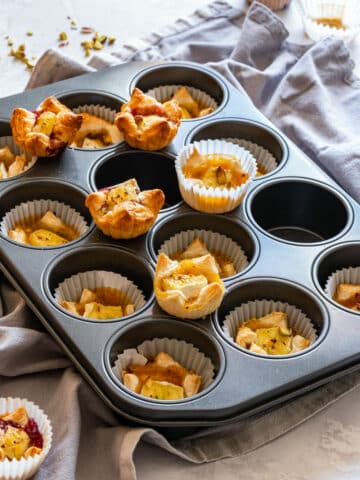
xmin=2 ymin=2 xmax=360 ymax=479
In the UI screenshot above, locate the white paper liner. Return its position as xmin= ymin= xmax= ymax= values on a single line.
xmin=325 ymin=266 xmax=360 ymax=313
xmin=0 ymin=397 xmax=52 ymax=480
xmin=145 ymin=85 xmax=218 ymax=118
xmin=222 ymin=138 xmax=278 ymax=176
xmin=54 ymin=270 xmax=146 ymax=320
xmin=71 ymin=104 xmax=123 ymax=148
xmin=298 ymin=0 xmax=360 ymax=42
xmin=0 ymin=136 xmax=37 ymax=181
xmin=176 ymin=139 xmax=257 ymax=213
xmin=158 ymin=229 xmax=248 ymax=277
xmin=113 ymin=337 xmax=215 ymax=399
xmin=223 ymin=299 xmax=317 ymax=356
xmin=0 ymin=199 xmax=88 ymax=246
xmin=248 ymin=0 xmax=290 ymax=10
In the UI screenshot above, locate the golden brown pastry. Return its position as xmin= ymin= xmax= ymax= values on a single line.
xmin=70 ymin=112 xmax=123 ymax=148
xmin=235 ymin=311 xmax=311 ymax=355
xmin=85 ymin=178 xmax=165 ymax=239
xmin=0 ymin=145 xmax=28 ymax=179
xmin=333 ymin=283 xmax=360 ymax=311
xmin=8 ymin=210 xmax=79 ymax=246
xmin=170 ymin=86 xmax=214 ymax=119
xmin=122 ymin=351 xmax=201 ymax=400
xmin=60 ymin=287 xmax=135 ymax=320
xmin=11 ymin=96 xmax=83 ymax=157
xmin=114 ymin=88 xmax=181 ymax=150
xmin=154 ymin=252 xmax=225 ymax=319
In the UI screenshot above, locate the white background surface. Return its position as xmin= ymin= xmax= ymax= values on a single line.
xmin=1 ymin=1 xmax=360 ymax=479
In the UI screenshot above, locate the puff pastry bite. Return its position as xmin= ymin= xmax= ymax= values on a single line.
xmin=235 ymin=311 xmax=311 ymax=355
xmin=70 ymin=112 xmax=123 ymax=148
xmin=172 ymin=237 xmax=236 ymax=278
xmin=333 ymin=283 xmax=360 ymax=311
xmin=154 ymin=252 xmax=225 ymax=319
xmin=170 ymin=86 xmax=214 ymax=119
xmin=0 ymin=407 xmax=43 ymax=461
xmin=60 ymin=287 xmax=135 ymax=319
xmin=8 ymin=210 xmax=80 ymax=246
xmin=0 ymin=146 xmax=28 ymax=179
xmin=10 ymin=96 xmax=83 ymax=157
xmin=122 ymin=352 xmax=201 ymax=400
xmin=85 ymin=178 xmax=165 ymax=239
xmin=114 ymin=88 xmax=181 ymax=150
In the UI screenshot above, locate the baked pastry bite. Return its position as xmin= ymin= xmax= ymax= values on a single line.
xmin=235 ymin=311 xmax=311 ymax=355
xmin=122 ymin=351 xmax=201 ymax=400
xmin=333 ymin=283 xmax=360 ymax=311
xmin=172 ymin=237 xmax=236 ymax=278
xmin=0 ymin=406 xmax=43 ymax=461
xmin=70 ymin=112 xmax=123 ymax=148
xmin=0 ymin=145 xmax=28 ymax=179
xmin=11 ymin=96 xmax=83 ymax=157
xmin=85 ymin=178 xmax=165 ymax=239
xmin=170 ymin=86 xmax=214 ymax=119
xmin=60 ymin=287 xmax=135 ymax=320
xmin=8 ymin=210 xmax=80 ymax=246
xmin=114 ymin=88 xmax=181 ymax=150
xmin=154 ymin=252 xmax=225 ymax=319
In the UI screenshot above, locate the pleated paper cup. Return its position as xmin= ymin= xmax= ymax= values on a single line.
xmin=54 ymin=270 xmax=146 ymax=320
xmin=158 ymin=229 xmax=248 ymax=277
xmin=248 ymin=0 xmax=290 ymax=10
xmin=297 ymin=0 xmax=360 ymax=42
xmin=325 ymin=266 xmax=360 ymax=313
xmin=145 ymin=85 xmax=218 ymax=118
xmin=223 ymin=138 xmax=278 ymax=176
xmin=0 ymin=136 xmax=37 ymax=181
xmin=71 ymin=104 xmax=123 ymax=148
xmin=223 ymin=299 xmax=317 ymax=355
xmin=113 ymin=337 xmax=215 ymax=399
xmin=0 ymin=397 xmax=52 ymax=480
xmin=176 ymin=139 xmax=257 ymax=213
xmin=0 ymin=199 xmax=88 ymax=246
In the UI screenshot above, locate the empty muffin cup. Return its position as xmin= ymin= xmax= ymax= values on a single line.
xmin=158 ymin=229 xmax=248 ymax=278
xmin=223 ymin=299 xmax=317 ymax=356
xmin=0 ymin=397 xmax=52 ymax=480
xmin=0 ymin=135 xmax=37 ymax=181
xmin=113 ymin=336 xmax=215 ymax=400
xmin=325 ymin=266 xmax=360 ymax=313
xmin=1 ymin=199 xmax=88 ymax=247
xmin=54 ymin=270 xmax=146 ymax=321
xmin=145 ymin=85 xmax=218 ymax=119
xmin=176 ymin=139 xmax=257 ymax=213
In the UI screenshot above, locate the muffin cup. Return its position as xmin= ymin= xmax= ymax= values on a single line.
xmin=0 ymin=136 xmax=37 ymax=181
xmin=325 ymin=266 xmax=360 ymax=312
xmin=223 ymin=299 xmax=317 ymax=355
xmin=145 ymin=85 xmax=218 ymax=117
xmin=113 ymin=337 xmax=215 ymax=397
xmin=176 ymin=139 xmax=257 ymax=214
xmin=297 ymin=0 xmax=360 ymax=42
xmin=248 ymin=0 xmax=290 ymax=10
xmin=158 ymin=228 xmax=248 ymax=276
xmin=0 ymin=199 xmax=88 ymax=245
xmin=0 ymin=397 xmax=52 ymax=480
xmin=223 ymin=138 xmax=278 ymax=176
xmin=54 ymin=270 xmax=146 ymax=319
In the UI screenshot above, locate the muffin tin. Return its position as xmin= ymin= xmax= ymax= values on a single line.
xmin=1 ymin=61 xmax=360 ymax=427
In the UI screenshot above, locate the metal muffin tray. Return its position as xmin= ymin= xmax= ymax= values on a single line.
xmin=1 ymin=61 xmax=360 ymax=428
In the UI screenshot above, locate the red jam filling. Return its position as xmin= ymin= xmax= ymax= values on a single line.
xmin=0 ymin=418 xmax=43 ymax=449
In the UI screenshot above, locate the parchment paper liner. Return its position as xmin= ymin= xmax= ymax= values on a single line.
xmin=176 ymin=139 xmax=257 ymax=213
xmin=223 ymin=138 xmax=278 ymax=176
xmin=223 ymin=299 xmax=317 ymax=355
xmin=54 ymin=270 xmax=146 ymax=320
xmin=113 ymin=337 xmax=215 ymax=398
xmin=145 ymin=85 xmax=218 ymax=117
xmin=325 ymin=266 xmax=360 ymax=313
xmin=0 ymin=397 xmax=52 ymax=480
xmin=0 ymin=136 xmax=37 ymax=181
xmin=0 ymin=199 xmax=88 ymax=245
xmin=158 ymin=228 xmax=248 ymax=277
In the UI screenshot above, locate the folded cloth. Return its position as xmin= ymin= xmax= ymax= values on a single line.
xmin=1 ymin=2 xmax=359 ymax=479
